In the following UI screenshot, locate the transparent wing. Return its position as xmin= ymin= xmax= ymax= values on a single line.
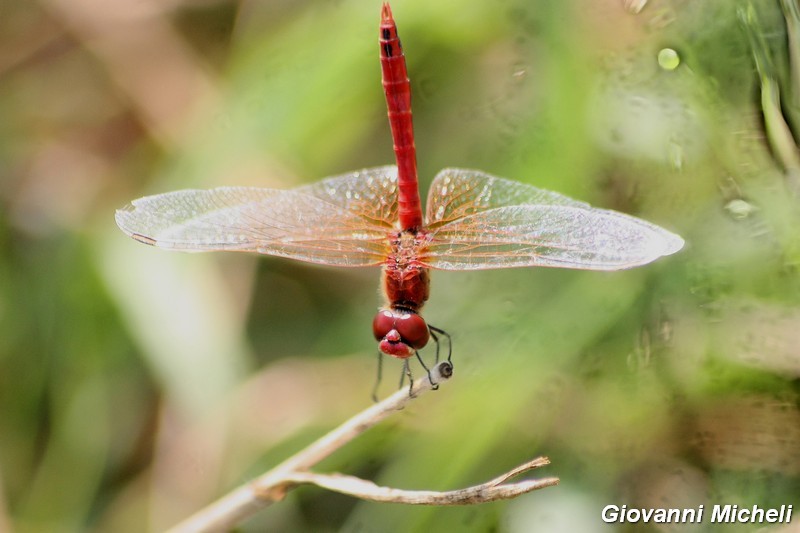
xmin=422 ymin=168 xmax=684 ymax=271
xmin=425 ymin=167 xmax=588 ymax=229
xmin=115 ymin=166 xmax=399 ymax=267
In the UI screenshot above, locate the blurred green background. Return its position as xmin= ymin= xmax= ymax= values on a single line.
xmin=2 ymin=0 xmax=800 ymax=531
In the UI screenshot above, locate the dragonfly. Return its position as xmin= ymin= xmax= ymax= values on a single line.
xmin=116 ymin=3 xmax=684 ymax=393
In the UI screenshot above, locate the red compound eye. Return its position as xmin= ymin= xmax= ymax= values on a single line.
xmin=372 ymin=309 xmax=395 ymax=341
xmin=373 ymin=309 xmax=430 ymax=352
xmin=394 ymin=312 xmax=429 ymax=350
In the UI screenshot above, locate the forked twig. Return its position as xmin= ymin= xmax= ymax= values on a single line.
xmin=280 ymin=457 xmax=557 ymax=505
xmin=166 ymin=362 xmax=557 ymax=532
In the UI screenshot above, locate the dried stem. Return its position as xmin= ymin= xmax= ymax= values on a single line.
xmin=165 ymin=362 xmax=557 ymax=532
xmin=281 ymin=458 xmax=558 ymax=505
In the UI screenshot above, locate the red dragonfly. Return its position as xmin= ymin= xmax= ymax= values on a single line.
xmin=116 ymin=3 xmax=683 ymax=390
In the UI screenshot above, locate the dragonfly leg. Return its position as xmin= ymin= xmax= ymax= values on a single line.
xmin=415 ymin=349 xmax=438 ymax=390
xmin=371 ymin=351 xmax=383 ymax=403
xmin=428 ymin=324 xmax=452 ymax=363
xmin=429 ymin=328 xmax=441 ymax=364
xmin=401 ymin=358 xmax=414 ymax=397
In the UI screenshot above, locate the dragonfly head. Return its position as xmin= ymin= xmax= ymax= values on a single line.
xmin=372 ymin=308 xmax=430 ymax=358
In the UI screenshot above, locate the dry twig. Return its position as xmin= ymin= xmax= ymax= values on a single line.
xmin=166 ymin=361 xmax=558 ymax=532
xmin=279 ymin=457 xmax=557 ymax=505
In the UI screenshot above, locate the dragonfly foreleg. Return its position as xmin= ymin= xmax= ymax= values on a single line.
xmin=429 ymin=328 xmax=441 ymax=364
xmin=428 ymin=324 xmax=452 ymax=364
xmin=371 ymin=350 xmax=383 ymax=403
xmin=414 ymin=349 xmax=437 ymax=390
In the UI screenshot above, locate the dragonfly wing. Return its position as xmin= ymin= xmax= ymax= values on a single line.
xmin=425 ymin=167 xmax=589 ymax=229
xmin=422 ymin=169 xmax=683 ymax=271
xmin=115 ymin=166 xmax=399 ymax=267
xmin=297 ymin=165 xmax=398 ymax=227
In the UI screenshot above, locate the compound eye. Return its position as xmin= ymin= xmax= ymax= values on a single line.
xmin=372 ymin=310 xmax=395 ymax=341
xmin=395 ymin=313 xmax=430 ymax=350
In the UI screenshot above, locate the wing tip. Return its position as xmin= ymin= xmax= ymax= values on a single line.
xmin=656 ymin=229 xmax=685 ymax=258
xmin=114 ymin=206 xmax=133 ymax=234
xmin=115 ymin=205 xmax=159 ymax=247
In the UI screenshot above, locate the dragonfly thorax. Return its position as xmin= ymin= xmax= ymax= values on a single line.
xmin=383 ymin=229 xmax=431 ymax=310
xmin=388 ymin=230 xmax=429 ymax=269
xmin=382 ymin=263 xmax=429 ymax=313
xmin=372 ymin=308 xmax=430 ymax=358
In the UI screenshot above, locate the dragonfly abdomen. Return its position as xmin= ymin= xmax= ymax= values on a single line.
xmin=380 ymin=2 xmax=423 ymax=232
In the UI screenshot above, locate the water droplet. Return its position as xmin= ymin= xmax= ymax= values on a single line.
xmin=658 ymin=48 xmax=680 ymax=70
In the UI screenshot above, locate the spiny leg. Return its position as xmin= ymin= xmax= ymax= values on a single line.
xmin=414 ymin=349 xmax=438 ymax=390
xmin=428 ymin=325 xmax=452 ymax=363
xmin=371 ymin=350 xmax=383 ymax=403
xmin=429 ymin=329 xmax=441 ymax=364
